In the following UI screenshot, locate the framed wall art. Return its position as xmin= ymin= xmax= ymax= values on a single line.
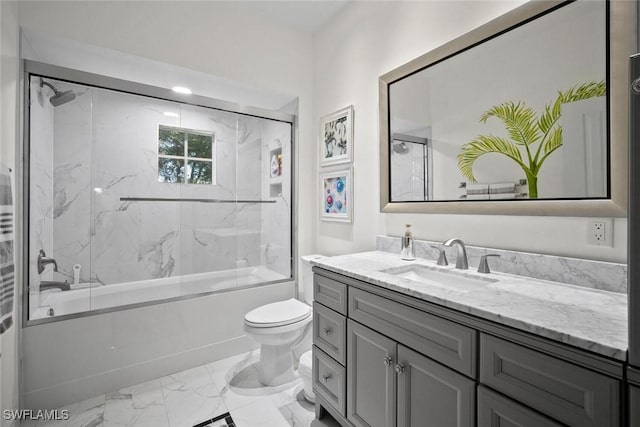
xmin=320 ymin=167 xmax=353 ymax=222
xmin=319 ymin=105 xmax=354 ymax=167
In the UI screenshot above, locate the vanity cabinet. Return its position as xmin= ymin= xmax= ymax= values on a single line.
xmin=312 ymin=267 xmax=623 ymax=427
xmin=477 ymin=386 xmax=562 ymax=427
xmin=396 ymin=344 xmax=474 ymax=427
xmin=346 ymin=320 xmax=396 ymax=427
xmin=480 ymin=333 xmax=620 ymax=427
xmin=346 ymin=319 xmax=474 ymax=427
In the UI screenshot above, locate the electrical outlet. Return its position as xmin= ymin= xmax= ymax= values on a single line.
xmin=588 ymin=218 xmax=613 ymax=247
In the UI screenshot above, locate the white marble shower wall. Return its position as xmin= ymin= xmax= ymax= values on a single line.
xmin=29 ymin=77 xmax=55 ymax=287
xmin=391 ymin=142 xmax=426 ymax=201
xmin=29 ymin=78 xmax=291 ymax=291
xmin=261 ymin=120 xmax=292 ymax=277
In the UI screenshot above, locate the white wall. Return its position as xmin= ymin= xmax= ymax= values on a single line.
xmin=313 ymin=0 xmax=627 ymax=263
xmin=0 ymin=0 xmax=20 ymax=423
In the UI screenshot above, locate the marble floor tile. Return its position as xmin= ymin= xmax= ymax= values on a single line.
xmin=160 ymin=365 xmax=227 ymax=427
xmin=273 ymin=385 xmax=315 ymax=427
xmin=230 ymin=399 xmax=300 ymax=427
xmin=23 ymin=350 xmax=314 ymax=427
xmin=207 ymin=350 xmax=304 ymax=413
xmin=37 ymin=395 xmax=106 ymax=427
xmin=103 ymin=379 xmax=168 ymax=427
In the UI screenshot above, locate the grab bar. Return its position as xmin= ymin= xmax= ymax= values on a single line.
xmin=119 ymin=197 xmax=277 ymax=204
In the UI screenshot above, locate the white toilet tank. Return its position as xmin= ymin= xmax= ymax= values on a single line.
xmin=300 ymin=254 xmax=325 ymax=305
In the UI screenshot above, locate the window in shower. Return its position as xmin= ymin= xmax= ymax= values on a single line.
xmin=158 ymin=125 xmax=214 ymax=185
xmin=25 ymin=62 xmax=294 ymax=323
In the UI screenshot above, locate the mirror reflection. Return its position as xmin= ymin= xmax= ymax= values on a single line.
xmin=388 ymin=0 xmax=607 ymax=202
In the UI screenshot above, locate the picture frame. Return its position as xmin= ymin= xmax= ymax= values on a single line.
xmin=319 ymin=105 xmax=354 ymax=167
xmin=320 ymin=167 xmax=353 ymax=222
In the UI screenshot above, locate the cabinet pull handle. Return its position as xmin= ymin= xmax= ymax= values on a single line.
xmin=383 ymin=356 xmax=393 ymax=367
xmin=322 ymin=374 xmax=332 ymax=383
xmin=395 ymin=364 xmax=405 ymax=374
xmin=322 ymin=328 xmax=332 ymax=336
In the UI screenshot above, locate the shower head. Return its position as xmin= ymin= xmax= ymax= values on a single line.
xmin=40 ymin=78 xmax=76 ymax=107
xmin=392 ymin=141 xmax=409 ymax=154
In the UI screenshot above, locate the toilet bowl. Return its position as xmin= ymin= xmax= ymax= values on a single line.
xmin=244 ymin=298 xmax=312 ymax=386
xmin=243 ymin=254 xmax=325 ymax=388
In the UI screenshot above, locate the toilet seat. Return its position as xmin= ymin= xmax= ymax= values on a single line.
xmin=244 ymin=298 xmax=311 ymax=328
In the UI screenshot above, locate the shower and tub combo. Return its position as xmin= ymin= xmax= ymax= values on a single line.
xmin=26 ymin=61 xmax=294 ymax=322
xmin=21 ymin=60 xmax=298 ymax=409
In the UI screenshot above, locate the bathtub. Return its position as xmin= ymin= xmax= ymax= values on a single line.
xmin=32 ymin=266 xmax=286 ymax=320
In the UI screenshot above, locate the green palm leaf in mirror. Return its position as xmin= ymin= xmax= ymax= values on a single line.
xmin=458 ymin=80 xmax=606 ymax=199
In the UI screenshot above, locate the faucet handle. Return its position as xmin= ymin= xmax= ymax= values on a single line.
xmin=477 ymin=254 xmax=500 ymax=274
xmin=430 ymin=246 xmax=448 ymax=266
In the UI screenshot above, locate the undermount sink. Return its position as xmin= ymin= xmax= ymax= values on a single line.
xmin=381 ymin=264 xmax=498 ymax=292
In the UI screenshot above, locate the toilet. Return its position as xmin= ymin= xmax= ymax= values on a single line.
xmin=244 ymin=255 xmax=325 ymax=390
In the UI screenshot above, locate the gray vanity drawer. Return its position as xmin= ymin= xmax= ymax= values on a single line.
xmin=313 ymin=345 xmax=346 ymax=417
xmin=313 ymin=302 xmax=346 ymax=365
xmin=480 ymin=334 xmax=620 ymax=427
xmin=314 ymin=274 xmax=347 ymax=315
xmin=349 ymin=287 xmax=476 ymax=378
xmin=478 ymin=386 xmax=562 ymax=427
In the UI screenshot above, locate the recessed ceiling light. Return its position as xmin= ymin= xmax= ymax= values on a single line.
xmin=172 ymin=86 xmax=192 ymax=95
xmin=163 ymin=112 xmax=179 ymax=118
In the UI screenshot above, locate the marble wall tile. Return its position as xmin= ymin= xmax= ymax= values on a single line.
xmin=376 ymin=235 xmax=627 ymax=293
xmin=29 ymin=80 xmax=55 ymax=286
xmin=260 ymin=120 xmax=292 ymax=278
xmin=390 ymin=142 xmax=426 ymax=201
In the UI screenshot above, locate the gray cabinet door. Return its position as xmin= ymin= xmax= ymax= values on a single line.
xmin=397 ymin=345 xmax=475 ymax=427
xmin=478 ymin=386 xmax=562 ymax=427
xmin=480 ymin=334 xmax=620 ymax=427
xmin=347 ymin=320 xmax=396 ymax=427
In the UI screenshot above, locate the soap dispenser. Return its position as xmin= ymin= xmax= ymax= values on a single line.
xmin=401 ymin=224 xmax=415 ymax=261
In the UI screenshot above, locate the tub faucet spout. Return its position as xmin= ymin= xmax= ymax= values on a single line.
xmin=37 ymin=250 xmax=58 ymax=274
xmin=443 ymin=238 xmax=469 ymax=270
xmin=39 ymin=280 xmax=70 ymax=292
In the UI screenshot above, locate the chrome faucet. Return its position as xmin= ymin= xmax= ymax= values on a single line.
xmin=37 ymin=250 xmax=58 ymax=274
xmin=443 ymin=238 xmax=469 ymax=270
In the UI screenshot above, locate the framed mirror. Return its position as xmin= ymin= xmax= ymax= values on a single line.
xmin=380 ymin=0 xmax=634 ymax=216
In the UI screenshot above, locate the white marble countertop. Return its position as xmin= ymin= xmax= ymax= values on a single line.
xmin=311 ymin=251 xmax=628 ymax=361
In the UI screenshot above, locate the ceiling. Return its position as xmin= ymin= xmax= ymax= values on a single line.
xmin=237 ymin=0 xmax=351 ymax=33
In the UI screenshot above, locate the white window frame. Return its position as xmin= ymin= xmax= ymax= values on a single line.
xmin=157 ymin=124 xmax=216 ymax=185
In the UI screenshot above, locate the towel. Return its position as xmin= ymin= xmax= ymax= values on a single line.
xmin=489 ymin=183 xmax=516 ymax=194
xmin=466 ymin=184 xmax=489 ymax=195
xmin=489 ymin=193 xmax=517 ymax=200
xmin=465 ymin=194 xmax=490 ymax=200
xmin=0 ymin=164 xmax=14 ymax=334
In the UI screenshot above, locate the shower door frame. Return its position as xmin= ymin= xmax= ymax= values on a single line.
xmin=21 ymin=59 xmax=297 ymax=327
